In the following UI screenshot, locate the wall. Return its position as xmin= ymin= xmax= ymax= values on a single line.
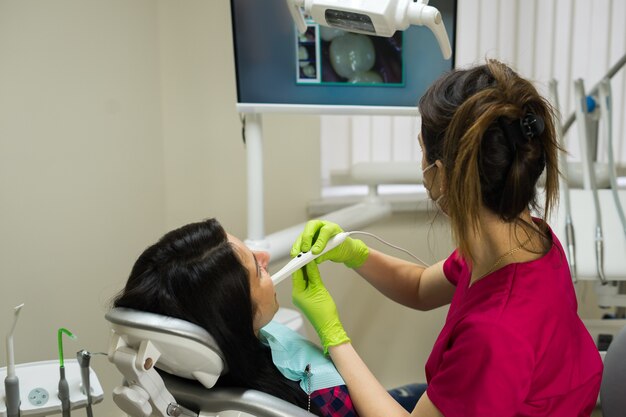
xmin=0 ymin=1 xmax=165 ymax=416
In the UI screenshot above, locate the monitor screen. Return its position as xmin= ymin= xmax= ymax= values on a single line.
xmin=231 ymin=0 xmax=457 ymax=114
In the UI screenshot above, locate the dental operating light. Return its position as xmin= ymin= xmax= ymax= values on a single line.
xmin=286 ymin=0 xmax=452 ymax=59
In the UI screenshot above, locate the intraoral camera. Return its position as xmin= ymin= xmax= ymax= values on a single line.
xmin=286 ymin=0 xmax=452 ymax=60
xmin=271 ymin=232 xmax=349 ymax=286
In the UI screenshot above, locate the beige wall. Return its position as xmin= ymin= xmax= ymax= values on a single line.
xmin=0 ymin=1 xmax=603 ymax=417
xmin=0 ymin=1 xmax=166 ymax=416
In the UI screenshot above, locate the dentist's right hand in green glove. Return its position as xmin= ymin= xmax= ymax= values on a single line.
xmin=290 ymin=220 xmax=369 ymax=268
xmin=292 ymin=262 xmax=350 ymax=354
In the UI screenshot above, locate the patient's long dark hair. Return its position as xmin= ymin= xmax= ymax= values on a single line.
xmin=113 ymin=218 xmax=320 ymax=415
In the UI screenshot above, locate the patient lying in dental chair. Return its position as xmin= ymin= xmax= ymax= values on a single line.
xmin=112 ymin=218 xmax=358 ymax=417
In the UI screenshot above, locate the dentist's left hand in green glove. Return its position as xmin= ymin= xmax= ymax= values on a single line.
xmin=292 ymin=262 xmax=350 ymax=354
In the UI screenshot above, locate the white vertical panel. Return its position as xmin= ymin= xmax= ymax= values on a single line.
xmin=604 ymin=0 xmax=614 ymax=69
xmin=533 ymin=0 xmax=555 ymax=87
xmin=391 ymin=116 xmax=416 ymax=161
xmin=370 ymin=116 xmax=392 ymax=162
xmin=563 ymin=0 xmax=591 ymax=161
xmin=479 ymin=0 xmax=499 ymax=58
xmin=320 ymin=116 xmax=351 ymax=182
xmin=455 ymin=0 xmax=481 ymax=67
xmin=589 ymin=1 xmax=612 ymax=84
xmin=610 ymin=0 xmax=626 ymax=160
xmin=497 ymin=0 xmax=518 ymax=66
xmin=552 ymin=0 xmax=575 ymax=124
xmin=351 ymin=115 xmax=371 ymax=163
xmin=515 ymin=0 xmax=536 ymax=77
xmin=590 ymin=2 xmax=612 ymax=163
xmin=548 ymin=0 xmax=558 ymax=78
xmin=570 ymin=0 xmax=593 ymax=89
xmin=554 ymin=0 xmax=579 ymax=161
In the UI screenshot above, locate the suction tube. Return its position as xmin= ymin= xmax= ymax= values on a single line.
xmin=58 ymin=328 xmax=76 ymax=417
xmin=76 ymin=350 xmax=94 ymax=417
xmin=5 ymin=303 xmax=24 ymax=417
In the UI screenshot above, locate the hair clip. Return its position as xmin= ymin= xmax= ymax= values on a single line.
xmin=520 ymin=113 xmax=545 ymax=140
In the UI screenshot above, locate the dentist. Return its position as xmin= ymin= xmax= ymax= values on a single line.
xmin=291 ymin=60 xmax=603 ymax=417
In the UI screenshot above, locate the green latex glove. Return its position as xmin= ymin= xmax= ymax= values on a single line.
xmin=292 ymin=262 xmax=350 ymax=354
xmin=290 ymin=220 xmax=369 ymax=269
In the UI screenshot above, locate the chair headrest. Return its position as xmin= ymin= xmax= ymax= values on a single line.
xmin=106 ymin=307 xmax=226 ymax=389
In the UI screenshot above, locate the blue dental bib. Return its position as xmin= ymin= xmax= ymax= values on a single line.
xmin=260 ymin=321 xmax=345 ymax=393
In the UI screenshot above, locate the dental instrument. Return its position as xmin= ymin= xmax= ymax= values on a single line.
xmin=598 ymin=79 xmax=626 ymax=243
xmin=2 ymin=316 xmax=103 ymax=417
xmin=271 ymin=230 xmax=429 ymax=286
xmin=5 ymin=303 xmax=24 ymax=417
xmin=272 ymin=232 xmax=350 ymax=285
xmin=76 ymin=350 xmax=93 ymax=417
xmin=2 ymin=324 xmax=103 ymax=417
xmin=57 ymin=328 xmax=76 ymax=417
xmin=285 ymin=0 xmax=452 ymax=60
xmin=1 ymin=359 xmax=105 ymax=417
xmin=574 ymin=79 xmax=607 ymax=285
xmin=549 ymin=80 xmax=577 ymax=282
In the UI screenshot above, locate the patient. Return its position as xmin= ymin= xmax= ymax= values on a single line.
xmin=113 ymin=218 xmax=357 ymax=417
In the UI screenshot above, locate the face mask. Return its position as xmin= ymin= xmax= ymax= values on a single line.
xmin=422 ymin=162 xmax=436 ymax=188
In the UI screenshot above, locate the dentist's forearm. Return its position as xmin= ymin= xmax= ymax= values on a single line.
xmin=354 ymin=249 xmax=426 ymax=309
xmin=328 ymin=343 xmax=410 ymax=417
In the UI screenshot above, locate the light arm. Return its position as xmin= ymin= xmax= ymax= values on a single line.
xmin=285 ymin=0 xmax=452 ymax=59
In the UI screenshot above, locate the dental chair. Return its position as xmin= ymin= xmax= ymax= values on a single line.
xmin=600 ymin=324 xmax=626 ymax=417
xmin=105 ymin=307 xmax=317 ymax=417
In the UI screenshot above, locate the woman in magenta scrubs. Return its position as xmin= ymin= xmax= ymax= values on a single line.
xmin=290 ymin=59 xmax=603 ymax=417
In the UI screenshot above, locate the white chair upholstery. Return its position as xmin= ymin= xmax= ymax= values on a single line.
xmin=600 ymin=324 xmax=626 ymax=417
xmin=105 ymin=307 xmax=316 ymax=417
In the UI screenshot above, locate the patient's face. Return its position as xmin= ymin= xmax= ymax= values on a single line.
xmin=228 ymin=234 xmax=279 ymax=334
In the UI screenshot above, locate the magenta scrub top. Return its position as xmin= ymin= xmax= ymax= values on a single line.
xmin=425 ymin=224 xmax=603 ymax=417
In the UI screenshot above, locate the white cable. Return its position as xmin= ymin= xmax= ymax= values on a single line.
xmin=347 ymin=231 xmax=430 ymax=268
xmin=271 ymin=230 xmax=431 ymax=285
